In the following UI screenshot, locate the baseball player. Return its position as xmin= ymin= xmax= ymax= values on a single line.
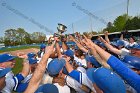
xmin=83 ymin=36 xmax=140 ymax=92
xmin=37 ymin=44 xmax=46 ymax=58
xmin=0 ymin=68 xmax=11 ymax=91
xmin=22 ymin=57 xmax=38 ymax=83
xmin=0 ymin=53 xmax=30 ymax=93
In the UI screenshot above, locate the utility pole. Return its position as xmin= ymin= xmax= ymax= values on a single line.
xmin=89 ymin=16 xmax=93 ymax=32
xmin=72 ymin=23 xmax=74 ymax=34
xmin=125 ymin=0 xmax=129 ymax=31
xmin=127 ymin=0 xmax=129 ymax=16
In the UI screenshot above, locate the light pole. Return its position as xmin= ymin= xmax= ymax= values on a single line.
xmin=72 ymin=23 xmax=74 ymax=34
xmin=89 ymin=16 xmax=93 ymax=32
xmin=127 ymin=0 xmax=129 ymax=16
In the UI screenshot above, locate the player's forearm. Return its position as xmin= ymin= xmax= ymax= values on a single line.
xmin=103 ymin=41 xmax=121 ymax=55
xmin=24 ymin=65 xmax=44 ymax=93
xmin=91 ymin=43 xmax=111 ymax=62
xmin=120 ymin=34 xmax=123 ymax=40
xmin=105 ymin=34 xmax=110 ymax=44
xmin=75 ymin=40 xmax=88 ymax=53
xmin=90 ymin=47 xmax=110 ymax=68
xmin=62 ymin=42 xmax=68 ymax=51
xmin=65 ymin=61 xmax=74 ymax=73
xmin=21 ymin=60 xmax=30 ymax=77
xmin=24 ymin=53 xmax=50 ymax=93
xmin=56 ymin=42 xmax=62 ymax=58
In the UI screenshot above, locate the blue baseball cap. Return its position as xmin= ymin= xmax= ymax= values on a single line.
xmin=0 ymin=53 xmax=16 ymax=63
xmin=27 ymin=52 xmax=36 ymax=58
xmin=63 ymin=49 xmax=74 ymax=57
xmin=0 ymin=68 xmax=11 ymax=77
xmin=93 ymin=68 xmax=126 ymax=93
xmin=35 ymin=83 xmax=58 ymax=93
xmin=93 ymin=40 xmax=101 ymax=44
xmin=28 ymin=58 xmax=38 ymax=64
xmin=85 ymin=55 xmax=101 ymax=67
xmin=40 ymin=44 xmax=46 ymax=49
xmin=115 ymin=40 xmax=125 ymax=47
xmin=133 ymin=44 xmax=140 ymax=50
xmin=123 ymin=55 xmax=140 ymax=70
xmin=86 ymin=68 xmax=96 ymax=83
xmin=47 ymin=58 xmax=66 ymax=76
xmin=99 ymin=42 xmax=106 ymax=48
xmin=74 ymin=46 xmax=79 ymax=50
xmin=126 ymin=44 xmax=139 ymax=49
xmin=62 ymin=66 xmax=69 ymax=75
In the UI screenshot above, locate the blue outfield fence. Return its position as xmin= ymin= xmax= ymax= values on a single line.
xmin=0 ymin=42 xmax=76 ymax=50
xmin=0 ymin=44 xmax=41 ymax=50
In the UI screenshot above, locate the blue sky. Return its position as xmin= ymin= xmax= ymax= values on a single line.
xmin=0 ymin=0 xmax=140 ymax=36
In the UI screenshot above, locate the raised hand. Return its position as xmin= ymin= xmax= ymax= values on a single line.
xmin=69 ymin=35 xmax=75 ymax=41
xmin=54 ymin=37 xmax=60 ymax=42
xmin=99 ymin=36 xmax=106 ymax=43
xmin=45 ymin=41 xmax=56 ymax=55
xmin=21 ymin=60 xmax=30 ymax=77
xmin=104 ymin=31 xmax=108 ymax=36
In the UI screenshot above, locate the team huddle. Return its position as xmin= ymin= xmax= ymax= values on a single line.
xmin=0 ymin=32 xmax=140 ymax=93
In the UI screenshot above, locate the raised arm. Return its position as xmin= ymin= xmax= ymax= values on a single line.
xmin=17 ymin=53 xmax=30 ymax=77
xmin=104 ymin=31 xmax=110 ymax=44
xmin=82 ymin=39 xmax=110 ymax=68
xmin=55 ymin=37 xmax=62 ymax=58
xmin=84 ymin=35 xmax=140 ymax=92
xmin=24 ymin=41 xmax=55 ymax=93
xmin=120 ymin=33 xmax=124 ymax=40
xmin=20 ymin=60 xmax=30 ymax=78
xmin=99 ymin=37 xmax=122 ymax=55
xmin=83 ymin=35 xmax=111 ymax=62
xmin=61 ymin=36 xmax=69 ymax=51
xmin=69 ymin=35 xmax=88 ymax=53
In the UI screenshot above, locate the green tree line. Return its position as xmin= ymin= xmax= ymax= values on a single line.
xmin=1 ymin=28 xmax=46 ymax=46
xmin=83 ymin=14 xmax=140 ymax=35
xmin=103 ymin=14 xmax=140 ymax=33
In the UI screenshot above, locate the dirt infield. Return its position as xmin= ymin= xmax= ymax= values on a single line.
xmin=0 ymin=48 xmax=39 ymax=56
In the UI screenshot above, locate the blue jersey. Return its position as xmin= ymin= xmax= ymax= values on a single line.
xmin=69 ymin=70 xmax=96 ymax=92
xmin=1 ymin=73 xmax=28 ymax=93
xmin=107 ymin=55 xmax=140 ymax=92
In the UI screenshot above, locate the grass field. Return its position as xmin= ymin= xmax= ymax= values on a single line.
xmin=12 ymin=58 xmax=24 ymax=74
xmin=0 ymin=46 xmax=39 ymax=53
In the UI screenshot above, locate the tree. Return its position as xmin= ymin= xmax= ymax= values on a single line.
xmin=16 ymin=28 xmax=32 ymax=44
xmin=113 ymin=14 xmax=128 ymax=32
xmin=4 ymin=28 xmax=32 ymax=46
xmin=124 ymin=16 xmax=140 ymax=30
xmin=0 ymin=37 xmax=4 ymax=43
xmin=30 ymin=32 xmax=46 ymax=43
xmin=24 ymin=32 xmax=32 ymax=44
xmin=91 ymin=31 xmax=98 ymax=35
xmin=103 ymin=14 xmax=132 ymax=33
xmin=103 ymin=22 xmax=115 ymax=33
xmin=4 ymin=29 xmax=17 ymax=46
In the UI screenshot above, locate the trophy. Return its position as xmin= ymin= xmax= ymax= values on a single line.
xmin=57 ymin=23 xmax=67 ymax=34
xmin=54 ymin=23 xmax=67 ymax=37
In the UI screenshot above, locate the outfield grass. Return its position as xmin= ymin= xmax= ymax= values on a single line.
xmin=12 ymin=58 xmax=24 ymax=74
xmin=12 ymin=58 xmax=24 ymax=93
xmin=0 ymin=46 xmax=39 ymax=53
